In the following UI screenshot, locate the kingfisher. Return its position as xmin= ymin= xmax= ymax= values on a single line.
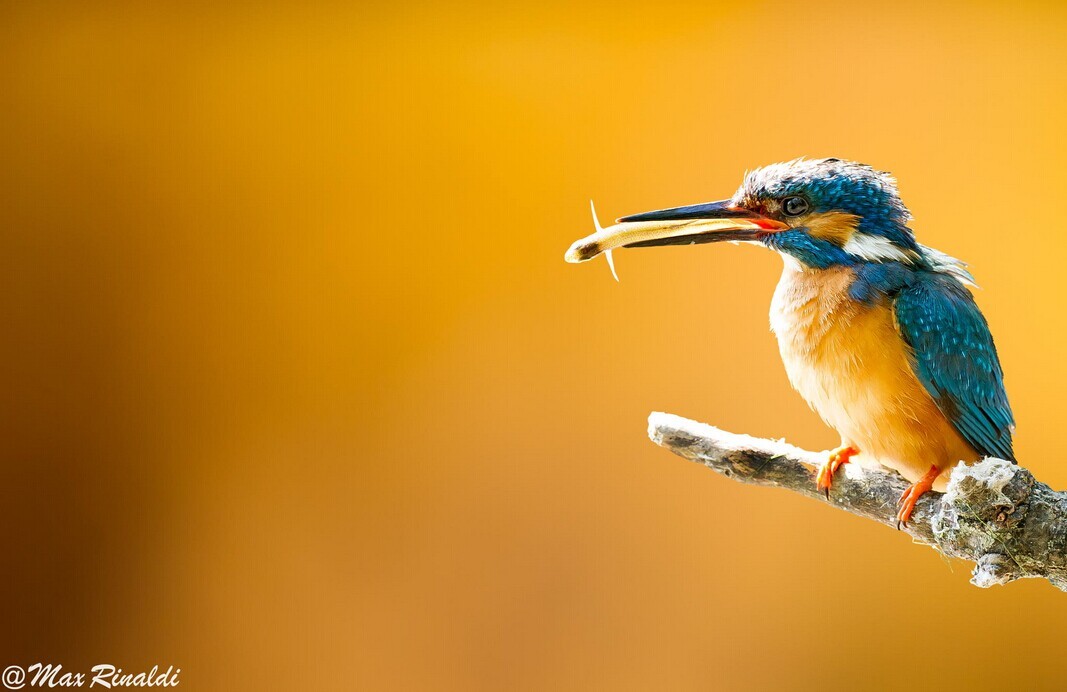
xmin=565 ymin=158 xmax=1015 ymax=527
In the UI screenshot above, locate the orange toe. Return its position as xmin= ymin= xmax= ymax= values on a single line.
xmin=816 ymin=445 xmax=858 ymax=498
xmin=896 ymin=464 xmax=941 ymax=529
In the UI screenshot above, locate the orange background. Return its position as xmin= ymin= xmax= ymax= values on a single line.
xmin=3 ymin=1 xmax=1067 ymax=689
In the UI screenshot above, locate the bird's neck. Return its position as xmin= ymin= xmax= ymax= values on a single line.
xmin=774 ymin=253 xmax=924 ymax=309
xmin=770 ymin=262 xmax=858 ymax=349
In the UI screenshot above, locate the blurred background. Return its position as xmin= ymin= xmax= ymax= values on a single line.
xmin=3 ymin=0 xmax=1067 ymax=689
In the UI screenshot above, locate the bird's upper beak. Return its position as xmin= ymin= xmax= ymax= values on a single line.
xmin=564 ymin=200 xmax=788 ymax=263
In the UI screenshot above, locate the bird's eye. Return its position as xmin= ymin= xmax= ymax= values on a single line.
xmin=782 ymin=196 xmax=809 ymax=216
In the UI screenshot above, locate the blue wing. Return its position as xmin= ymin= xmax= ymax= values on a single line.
xmin=893 ymin=273 xmax=1015 ymax=462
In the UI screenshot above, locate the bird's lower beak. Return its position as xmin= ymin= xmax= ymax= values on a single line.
xmin=564 ymin=200 xmax=787 ymax=263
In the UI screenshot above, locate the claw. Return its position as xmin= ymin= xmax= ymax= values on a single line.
xmin=895 ymin=464 xmax=941 ymax=529
xmin=815 ymin=445 xmax=858 ymax=498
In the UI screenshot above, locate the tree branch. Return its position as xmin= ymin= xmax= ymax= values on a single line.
xmin=648 ymin=412 xmax=1067 ymax=591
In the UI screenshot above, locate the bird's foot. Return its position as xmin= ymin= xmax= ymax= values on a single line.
xmin=816 ymin=445 xmax=858 ymax=498
xmin=896 ymin=464 xmax=941 ymax=529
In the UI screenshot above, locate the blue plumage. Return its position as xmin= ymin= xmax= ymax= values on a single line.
xmin=848 ymin=260 xmax=1015 ymax=462
xmin=764 ymin=230 xmax=853 ymax=269
xmin=740 ymin=158 xmax=919 ymax=252
xmin=894 ymin=273 xmax=1015 ymax=462
xmin=848 ymin=260 xmax=914 ymax=303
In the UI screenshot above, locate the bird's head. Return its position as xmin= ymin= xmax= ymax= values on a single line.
xmin=566 ymin=158 xmax=920 ymax=272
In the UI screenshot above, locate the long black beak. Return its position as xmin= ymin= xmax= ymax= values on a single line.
xmin=617 ymin=200 xmax=762 ymax=223
xmin=565 ymin=200 xmax=786 ymax=263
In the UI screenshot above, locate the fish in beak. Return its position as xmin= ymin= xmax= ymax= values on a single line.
xmin=564 ymin=200 xmax=788 ymax=269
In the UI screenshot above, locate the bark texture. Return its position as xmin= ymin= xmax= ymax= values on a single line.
xmin=648 ymin=412 xmax=1067 ymax=591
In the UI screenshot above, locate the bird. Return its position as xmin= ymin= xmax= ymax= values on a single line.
xmin=565 ymin=158 xmax=1015 ymax=527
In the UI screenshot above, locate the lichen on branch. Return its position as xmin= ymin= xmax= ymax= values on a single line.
xmin=648 ymin=412 xmax=1067 ymax=591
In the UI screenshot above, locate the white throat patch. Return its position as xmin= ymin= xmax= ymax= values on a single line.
xmin=842 ymin=233 xmax=917 ymax=263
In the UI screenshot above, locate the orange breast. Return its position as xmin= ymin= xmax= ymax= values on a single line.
xmin=769 ymin=261 xmax=978 ymax=490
